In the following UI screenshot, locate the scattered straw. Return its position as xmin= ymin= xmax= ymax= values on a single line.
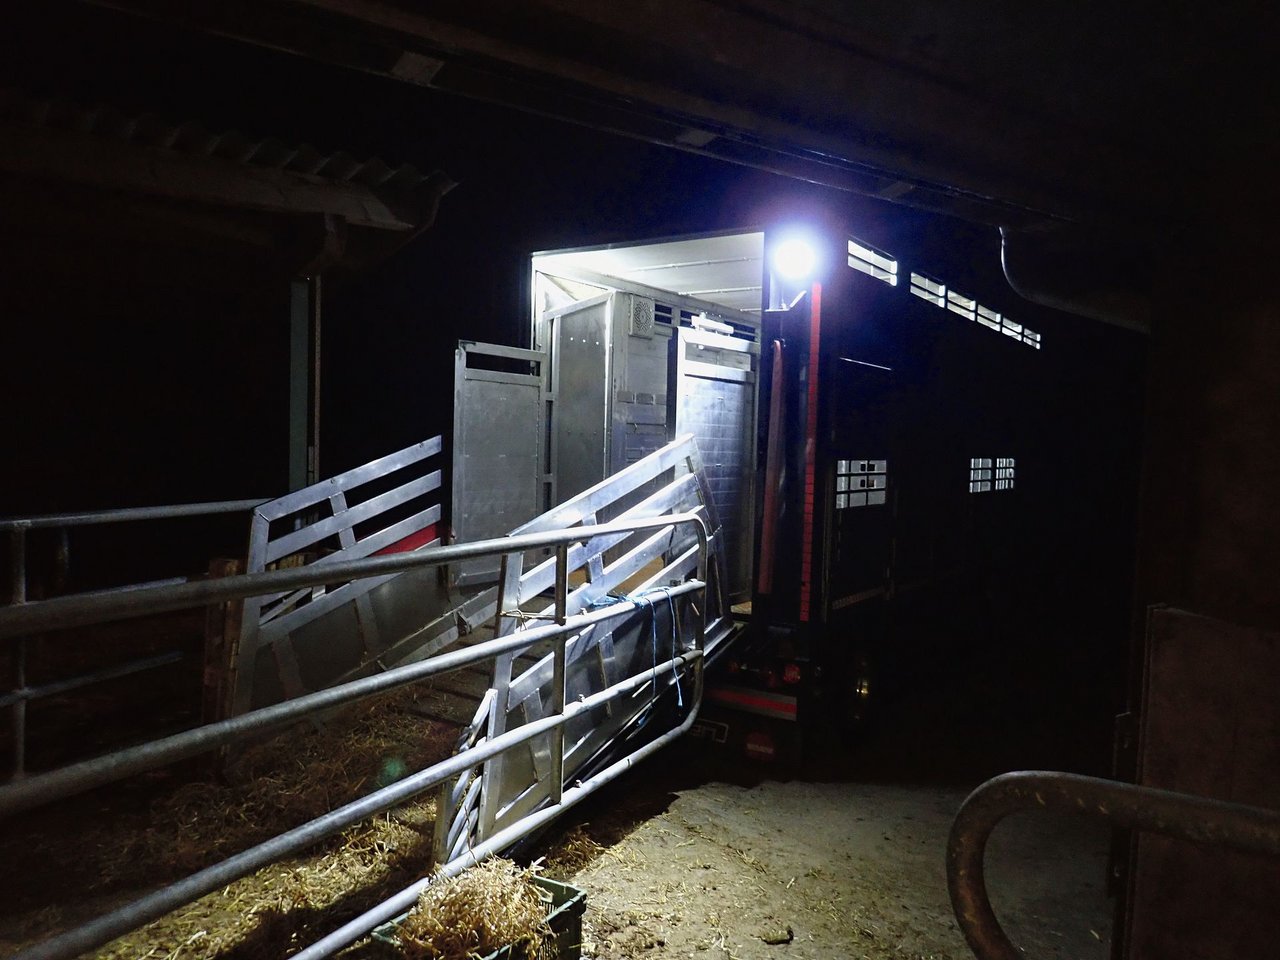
xmin=116 ymin=690 xmax=452 ymax=879
xmin=4 ymin=688 xmax=454 ymax=960
xmin=397 ymin=859 xmax=550 ymax=960
xmin=542 ymin=825 xmax=604 ymax=880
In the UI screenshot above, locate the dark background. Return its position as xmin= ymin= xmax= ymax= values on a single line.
xmin=0 ymin=2 xmax=1146 ymax=775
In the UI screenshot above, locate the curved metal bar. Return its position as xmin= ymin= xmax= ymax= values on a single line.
xmin=947 ymin=771 xmax=1280 ymax=960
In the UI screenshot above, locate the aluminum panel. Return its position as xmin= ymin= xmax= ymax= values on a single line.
xmin=436 ymin=434 xmax=733 ymax=864
xmin=234 ymin=437 xmax=447 ymax=715
xmin=453 ymin=343 xmax=546 ymax=583
xmin=554 ymin=299 xmax=610 ymax=501
xmin=671 ymin=328 xmax=758 ymax=599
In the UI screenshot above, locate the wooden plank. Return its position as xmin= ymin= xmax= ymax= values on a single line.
xmin=201 ymin=557 xmax=243 ymax=729
xmin=1127 ymin=608 xmax=1280 ymax=960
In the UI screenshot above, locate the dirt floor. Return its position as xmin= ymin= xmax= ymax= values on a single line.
xmin=541 ymin=738 xmax=1112 ymax=960
xmin=2 ymin=594 xmax=1123 ymax=960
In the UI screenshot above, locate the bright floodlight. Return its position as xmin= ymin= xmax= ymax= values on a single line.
xmin=771 ymin=236 xmax=817 ymax=281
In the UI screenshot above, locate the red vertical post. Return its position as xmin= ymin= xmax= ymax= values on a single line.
xmin=798 ymin=283 xmax=822 ymax=621
xmin=757 ymin=340 xmax=786 ymax=595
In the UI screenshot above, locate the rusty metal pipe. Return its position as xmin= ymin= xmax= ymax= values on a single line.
xmin=947 ymin=771 xmax=1280 ymax=960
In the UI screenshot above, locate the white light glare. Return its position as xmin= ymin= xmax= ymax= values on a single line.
xmin=771 ymin=236 xmax=817 ymax=282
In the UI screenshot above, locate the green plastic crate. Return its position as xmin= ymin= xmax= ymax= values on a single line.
xmin=370 ymin=875 xmax=585 ymax=960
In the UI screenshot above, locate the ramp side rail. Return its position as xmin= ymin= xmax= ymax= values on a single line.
xmin=947 ymin=771 xmax=1280 ymax=960
xmin=0 ymin=512 xmax=708 ymax=960
xmin=234 ymin=435 xmax=446 ymax=716
xmin=436 ymin=431 xmax=727 ymax=858
xmin=1 ymin=498 xmax=268 ymax=780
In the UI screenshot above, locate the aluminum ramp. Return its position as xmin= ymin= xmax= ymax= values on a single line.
xmin=433 ymin=432 xmax=734 ymax=863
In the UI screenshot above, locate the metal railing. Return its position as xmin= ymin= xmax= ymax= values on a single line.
xmin=237 ymin=436 xmax=443 ymax=714
xmin=946 ymin=771 xmax=1280 ymax=960
xmin=2 ymin=498 xmax=268 ymax=779
xmin=1 ymin=511 xmax=709 ymax=960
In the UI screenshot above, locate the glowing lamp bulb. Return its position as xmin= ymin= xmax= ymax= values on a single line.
xmin=771 ymin=237 xmax=817 ymax=281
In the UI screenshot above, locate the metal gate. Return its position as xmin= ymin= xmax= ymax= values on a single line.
xmin=452 ymin=341 xmax=548 ymax=585
xmin=232 ymin=437 xmax=451 ymax=715
xmin=434 ymin=432 xmax=733 ymax=863
xmin=670 ymin=325 xmax=759 ymax=600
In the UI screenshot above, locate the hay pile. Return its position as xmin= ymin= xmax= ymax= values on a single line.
xmin=97 ymin=810 xmax=435 ymax=960
xmin=397 ymin=859 xmax=551 ymax=960
xmin=0 ymin=688 xmax=456 ymax=960
xmin=541 ymin=825 xmax=605 ymax=880
xmin=114 ymin=689 xmax=453 ymax=879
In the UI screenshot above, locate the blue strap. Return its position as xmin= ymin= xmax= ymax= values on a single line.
xmin=587 ymin=586 xmax=685 ymax=721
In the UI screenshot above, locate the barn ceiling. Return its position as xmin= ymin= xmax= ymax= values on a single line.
xmin=79 ymin=0 xmax=1280 ymax=238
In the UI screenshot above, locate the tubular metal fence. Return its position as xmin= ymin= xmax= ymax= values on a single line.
xmin=0 ymin=512 xmax=710 ymax=960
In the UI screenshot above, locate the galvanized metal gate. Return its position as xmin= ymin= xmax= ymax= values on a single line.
xmin=670 ymin=326 xmax=758 ymax=600
xmin=434 ymin=432 xmax=732 ymax=864
xmin=452 ymin=341 xmax=548 ymax=586
xmin=232 ymin=437 xmax=454 ymax=715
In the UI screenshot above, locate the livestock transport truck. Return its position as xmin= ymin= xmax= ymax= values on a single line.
xmin=453 ymin=221 xmax=1055 ymax=762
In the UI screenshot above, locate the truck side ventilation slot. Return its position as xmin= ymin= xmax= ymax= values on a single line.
xmin=994 ymin=457 xmax=1016 ymax=490
xmin=969 ymin=457 xmax=992 ymax=492
xmin=653 ymin=302 xmax=674 ymax=326
xmin=910 ymin=266 xmax=1041 ymax=350
xmin=970 ymin=457 xmax=1015 ymax=492
xmin=836 ymin=459 xmax=888 ymax=508
xmin=947 ymin=289 xmax=977 ymax=321
xmin=910 ymin=272 xmax=946 ymax=307
xmin=976 ymin=304 xmax=1002 ymax=332
xmin=848 ymin=238 xmax=898 ymax=286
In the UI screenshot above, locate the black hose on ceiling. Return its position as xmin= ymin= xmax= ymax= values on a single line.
xmin=1001 ymin=226 xmax=1152 ymax=334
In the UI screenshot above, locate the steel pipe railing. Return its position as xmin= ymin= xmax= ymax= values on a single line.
xmin=12 ymin=644 xmax=703 ymax=960
xmin=0 ymin=512 xmax=707 ymax=641
xmin=0 ymin=650 xmax=184 ymax=710
xmin=2 ymin=497 xmax=269 ymax=608
xmin=6 ymin=510 xmax=709 ymax=960
xmin=0 ymin=499 xmax=272 ymax=533
xmin=3 ymin=497 xmax=269 ymax=777
xmin=947 ymin=771 xmax=1280 ymax=960
xmin=294 ymin=681 xmax=705 ymax=960
xmin=0 ymin=575 xmax=703 ymax=818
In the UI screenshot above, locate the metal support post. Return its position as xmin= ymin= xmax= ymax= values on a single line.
xmin=8 ymin=527 xmax=27 ymax=781
xmin=550 ymin=543 xmax=569 ymax=803
xmin=9 ymin=528 xmax=26 ymax=605
xmin=11 ymin=638 xmax=26 ymax=781
xmin=288 ymin=275 xmax=322 ymax=493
